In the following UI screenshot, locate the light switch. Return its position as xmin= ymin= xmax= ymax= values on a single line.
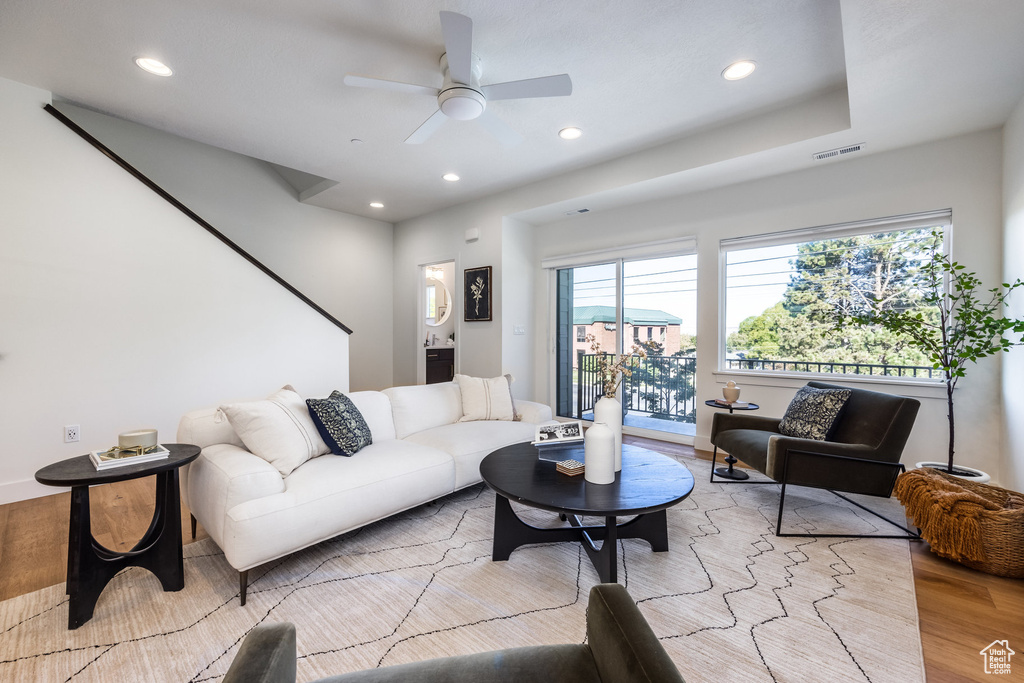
xmin=513 ymin=325 xmax=526 ymax=335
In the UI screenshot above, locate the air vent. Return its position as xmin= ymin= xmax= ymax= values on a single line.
xmin=564 ymin=208 xmax=591 ymax=216
xmin=813 ymin=143 xmax=865 ymax=161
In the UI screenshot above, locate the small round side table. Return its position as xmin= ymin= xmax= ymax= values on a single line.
xmin=704 ymin=400 xmax=760 ymax=481
xmin=35 ymin=444 xmax=200 ymax=629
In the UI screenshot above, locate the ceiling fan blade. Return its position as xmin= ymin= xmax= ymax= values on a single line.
xmin=343 ymin=74 xmax=439 ymax=97
xmin=439 ymin=11 xmax=473 ymax=84
xmin=481 ymin=74 xmax=573 ymax=100
xmin=477 ymin=110 xmax=524 ymax=146
xmin=404 ymin=109 xmax=448 ymax=144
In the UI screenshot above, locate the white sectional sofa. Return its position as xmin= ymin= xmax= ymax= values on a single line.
xmin=177 ymin=382 xmax=553 ymax=604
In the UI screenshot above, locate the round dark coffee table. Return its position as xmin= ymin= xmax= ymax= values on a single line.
xmin=479 ymin=442 xmax=694 ymax=583
xmin=35 ymin=443 xmax=200 ymax=629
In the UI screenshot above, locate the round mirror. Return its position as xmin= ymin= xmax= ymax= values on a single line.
xmin=425 ymin=277 xmax=452 ymax=326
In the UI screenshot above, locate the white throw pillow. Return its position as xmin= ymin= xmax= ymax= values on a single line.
xmin=220 ymin=386 xmax=329 ymax=476
xmin=455 ymin=374 xmax=515 ymax=422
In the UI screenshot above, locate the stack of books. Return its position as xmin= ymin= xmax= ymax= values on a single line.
xmin=89 ymin=444 xmax=170 ymax=471
xmin=714 ymin=398 xmax=749 ymax=408
xmin=556 ymin=459 xmax=585 ymax=476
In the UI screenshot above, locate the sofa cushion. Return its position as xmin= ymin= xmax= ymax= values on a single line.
xmin=222 ymin=439 xmax=455 ymax=570
xmin=455 ymin=374 xmax=516 ymax=422
xmin=383 ymin=383 xmax=463 ymax=439
xmin=306 ymin=391 xmax=373 ymax=456
xmin=221 ymin=387 xmax=330 ymax=476
xmin=346 ymin=391 xmax=397 ymax=441
xmin=177 ymin=406 xmax=246 ymax=450
xmin=404 ymin=420 xmax=537 ymax=489
xmin=778 ymin=385 xmax=852 ymax=441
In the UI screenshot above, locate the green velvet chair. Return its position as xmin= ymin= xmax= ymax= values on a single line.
xmin=710 ymin=381 xmax=921 ymax=538
xmin=222 ymin=583 xmax=685 ymax=683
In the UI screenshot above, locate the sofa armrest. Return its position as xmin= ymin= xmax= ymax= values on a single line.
xmin=223 ymin=622 xmax=297 ymax=683
xmin=186 ymin=444 xmax=285 ymax=546
xmin=516 ymin=399 xmax=553 ymax=424
xmin=587 ymin=584 xmax=684 ymax=683
xmin=710 ymin=412 xmax=782 ymax=443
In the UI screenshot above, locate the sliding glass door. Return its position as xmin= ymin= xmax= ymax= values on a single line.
xmin=554 ymin=252 xmax=697 ymax=439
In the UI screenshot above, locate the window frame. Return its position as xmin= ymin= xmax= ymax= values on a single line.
xmin=717 ymin=210 xmax=952 ymax=385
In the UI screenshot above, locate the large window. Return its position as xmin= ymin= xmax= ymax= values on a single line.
xmin=723 ymin=212 xmax=949 ymax=378
xmin=553 ymin=251 xmax=698 ymax=438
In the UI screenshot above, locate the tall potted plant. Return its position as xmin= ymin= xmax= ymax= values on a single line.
xmin=844 ymin=232 xmax=1024 ymax=478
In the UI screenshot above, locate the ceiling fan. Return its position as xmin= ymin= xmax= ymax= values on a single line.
xmin=343 ymin=11 xmax=572 ymax=145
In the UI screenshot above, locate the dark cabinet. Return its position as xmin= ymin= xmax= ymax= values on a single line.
xmin=425 ymin=347 xmax=454 ymax=384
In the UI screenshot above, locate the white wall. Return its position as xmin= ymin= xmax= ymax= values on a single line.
xmin=0 ymin=77 xmax=350 ymax=502
xmin=55 ymin=103 xmax=394 ymax=391
xmin=501 ymin=217 xmax=536 ymax=399
xmin=393 ymin=202 xmax=505 ymax=386
xmin=1002 ymin=95 xmax=1024 ymax=491
xmin=531 ymin=130 xmax=1007 ymax=480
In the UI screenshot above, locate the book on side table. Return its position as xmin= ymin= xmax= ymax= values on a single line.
xmin=714 ymin=398 xmax=749 ymax=408
xmin=89 ymin=444 xmax=170 ymax=470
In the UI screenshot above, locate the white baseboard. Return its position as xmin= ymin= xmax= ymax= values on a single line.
xmin=0 ymin=478 xmax=63 ymax=505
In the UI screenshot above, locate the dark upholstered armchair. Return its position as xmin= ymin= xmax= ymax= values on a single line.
xmin=710 ymin=381 xmax=921 ymax=537
xmin=223 ymin=583 xmax=685 ymax=683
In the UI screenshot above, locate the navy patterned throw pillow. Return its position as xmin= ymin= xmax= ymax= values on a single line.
xmin=778 ymin=386 xmax=852 ymax=441
xmin=306 ymin=391 xmax=373 ymax=456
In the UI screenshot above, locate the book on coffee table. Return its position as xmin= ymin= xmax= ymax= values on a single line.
xmin=89 ymin=445 xmax=170 ymax=470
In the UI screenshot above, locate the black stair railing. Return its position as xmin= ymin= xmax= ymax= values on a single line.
xmin=44 ymin=103 xmax=353 ymax=335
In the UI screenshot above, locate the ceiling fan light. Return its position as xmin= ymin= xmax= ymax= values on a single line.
xmin=722 ymin=60 xmax=756 ymax=80
xmin=438 ymin=87 xmax=485 ymax=120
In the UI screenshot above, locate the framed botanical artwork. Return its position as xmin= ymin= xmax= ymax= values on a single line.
xmin=464 ymin=265 xmax=492 ymax=321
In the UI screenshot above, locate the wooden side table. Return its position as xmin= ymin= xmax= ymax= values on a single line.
xmin=34 ymin=443 xmax=200 ymax=629
xmin=704 ymin=400 xmax=760 ymax=481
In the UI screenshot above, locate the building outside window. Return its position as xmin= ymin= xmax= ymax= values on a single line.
xmin=576 ymin=325 xmax=586 ymax=342
xmin=722 ymin=211 xmax=949 ymax=378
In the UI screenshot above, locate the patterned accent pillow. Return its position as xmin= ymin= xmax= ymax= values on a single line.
xmin=306 ymin=391 xmax=373 ymax=456
xmin=778 ymin=386 xmax=852 ymax=441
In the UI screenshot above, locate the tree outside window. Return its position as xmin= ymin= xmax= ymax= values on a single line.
xmin=724 ymin=226 xmax=943 ymax=377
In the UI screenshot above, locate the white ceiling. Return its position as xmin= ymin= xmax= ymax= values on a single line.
xmin=1 ymin=1 xmax=1024 ymax=224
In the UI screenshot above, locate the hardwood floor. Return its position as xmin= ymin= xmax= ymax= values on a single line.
xmin=1 ymin=442 xmax=1020 ymax=681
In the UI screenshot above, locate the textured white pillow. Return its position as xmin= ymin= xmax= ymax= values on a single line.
xmin=455 ymin=374 xmax=515 ymax=422
xmin=220 ymin=387 xmax=329 ymax=476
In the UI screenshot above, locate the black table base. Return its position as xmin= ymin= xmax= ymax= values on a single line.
xmin=713 ymin=453 xmax=750 ymax=481
xmin=491 ymin=494 xmax=668 ymax=583
xmin=66 ymin=470 xmax=185 ymax=629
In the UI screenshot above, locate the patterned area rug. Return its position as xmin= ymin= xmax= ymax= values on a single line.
xmin=0 ymin=456 xmax=924 ymax=682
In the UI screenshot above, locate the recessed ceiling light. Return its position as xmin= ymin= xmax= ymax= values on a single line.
xmin=369 ymin=202 xmax=384 ymax=209
xmin=722 ymin=60 xmax=756 ymax=80
xmin=559 ymin=127 xmax=583 ymax=140
xmin=350 ymin=138 xmax=363 ymax=145
xmin=442 ymin=173 xmax=460 ymax=182
xmin=135 ymin=57 xmax=173 ymax=77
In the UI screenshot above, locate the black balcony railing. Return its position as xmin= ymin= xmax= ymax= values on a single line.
xmin=724 ymin=358 xmax=937 ymax=378
xmin=576 ymin=352 xmax=697 ymax=424
xmin=573 ymin=353 xmax=938 ymax=424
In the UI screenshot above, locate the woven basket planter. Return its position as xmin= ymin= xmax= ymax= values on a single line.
xmin=894 ymin=467 xmax=1024 ymax=578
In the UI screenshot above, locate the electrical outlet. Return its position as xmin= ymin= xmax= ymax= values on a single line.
xmin=64 ymin=424 xmax=80 ymax=443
